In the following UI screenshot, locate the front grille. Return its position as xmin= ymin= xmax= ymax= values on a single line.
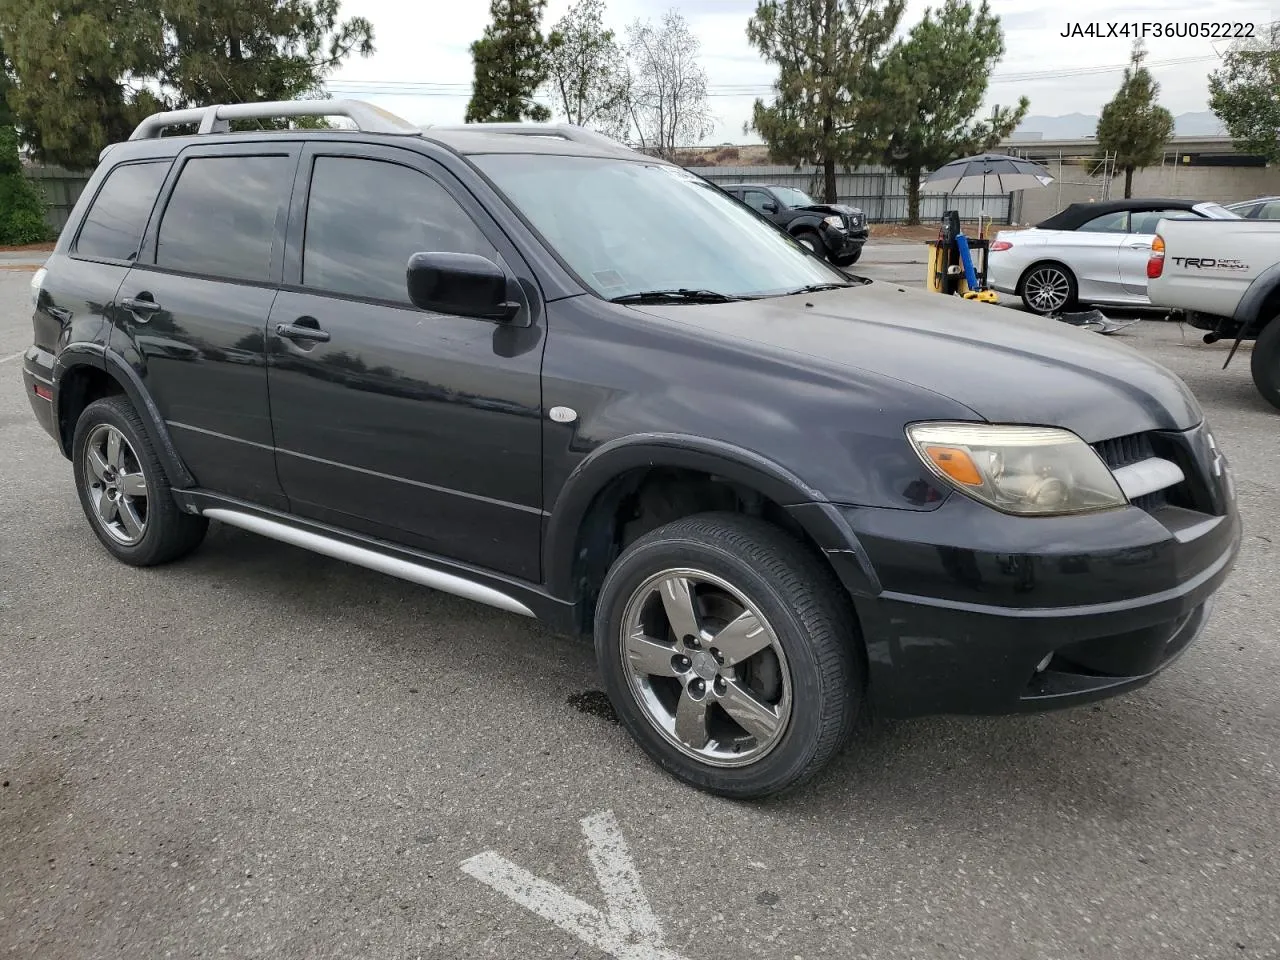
xmin=1091 ymin=430 xmax=1214 ymax=514
xmin=1092 ymin=432 xmax=1155 ymax=470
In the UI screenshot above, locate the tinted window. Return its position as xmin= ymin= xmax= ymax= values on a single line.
xmin=1259 ymin=201 xmax=1280 ymax=219
xmin=743 ymin=190 xmax=773 ymax=213
xmin=1077 ymin=211 xmax=1129 ymax=233
xmin=76 ymin=161 xmax=171 ymax=261
xmin=155 ymin=155 xmax=293 ymax=282
xmin=302 ymin=157 xmax=496 ymax=304
xmin=1233 ymin=202 xmax=1261 ymax=219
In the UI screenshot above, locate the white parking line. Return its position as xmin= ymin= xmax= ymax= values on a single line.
xmin=461 ymin=810 xmax=691 ymax=960
xmin=0 ymin=350 xmax=26 ymax=365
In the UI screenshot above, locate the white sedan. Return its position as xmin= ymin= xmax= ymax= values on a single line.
xmin=988 ymin=199 xmax=1240 ymax=314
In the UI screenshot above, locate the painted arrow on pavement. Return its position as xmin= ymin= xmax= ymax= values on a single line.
xmin=460 ymin=809 xmax=693 ymax=960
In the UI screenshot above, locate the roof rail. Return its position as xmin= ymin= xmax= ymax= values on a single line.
xmin=423 ymin=122 xmax=633 ymax=152
xmin=128 ymin=99 xmax=420 ymax=140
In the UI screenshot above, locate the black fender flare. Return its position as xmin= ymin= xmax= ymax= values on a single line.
xmin=52 ymin=345 xmax=197 ymax=488
xmin=542 ymin=433 xmax=883 ymax=602
xmin=787 ymin=214 xmax=825 ymax=237
xmin=1221 ymin=264 xmax=1280 ymax=368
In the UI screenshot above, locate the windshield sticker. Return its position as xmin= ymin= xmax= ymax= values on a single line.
xmin=593 ymin=269 xmax=626 ymax=288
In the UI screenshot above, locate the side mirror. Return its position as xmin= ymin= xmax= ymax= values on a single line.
xmin=406 ymin=252 xmax=520 ymax=322
xmin=762 ymin=201 xmax=779 ymax=214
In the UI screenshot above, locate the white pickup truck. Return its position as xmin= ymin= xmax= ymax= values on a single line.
xmin=1147 ymin=217 xmax=1280 ymax=409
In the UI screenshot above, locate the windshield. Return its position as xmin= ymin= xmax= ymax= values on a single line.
xmin=1198 ymin=202 xmax=1242 ymax=220
xmin=771 ymin=186 xmax=816 ymax=208
xmin=472 ymin=154 xmax=848 ymax=299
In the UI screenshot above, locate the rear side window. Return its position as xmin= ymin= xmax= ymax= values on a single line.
xmin=155 ymin=155 xmax=294 ymax=283
xmin=302 ymin=156 xmax=496 ymax=304
xmin=75 ymin=161 xmax=171 ymax=261
xmin=1077 ymin=211 xmax=1129 ymax=233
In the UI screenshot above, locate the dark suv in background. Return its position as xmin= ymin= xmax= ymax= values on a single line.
xmin=23 ymin=101 xmax=1239 ymax=798
xmin=719 ymin=182 xmax=869 ymax=265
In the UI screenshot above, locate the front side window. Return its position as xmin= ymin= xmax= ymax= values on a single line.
xmin=771 ymin=186 xmax=816 ymax=208
xmin=742 ymin=190 xmax=773 ymax=213
xmin=302 ymin=156 xmax=496 ymax=304
xmin=155 ymin=155 xmax=293 ymax=283
xmin=1130 ymin=209 xmax=1193 ymax=235
xmin=1077 ymin=211 xmax=1129 ymax=233
xmin=473 ymin=155 xmax=846 ymax=299
xmin=76 ymin=161 xmax=172 ymax=261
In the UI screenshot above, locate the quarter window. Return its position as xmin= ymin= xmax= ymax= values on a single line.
xmin=302 ymin=156 xmax=496 ymax=304
xmin=155 ymin=155 xmax=293 ymax=283
xmin=75 ymin=161 xmax=171 ymax=262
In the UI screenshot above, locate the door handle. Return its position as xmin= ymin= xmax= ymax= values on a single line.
xmin=120 ymin=296 xmax=161 ymax=322
xmin=276 ymin=321 xmax=331 ymax=343
xmin=1127 ymin=242 xmax=1152 ymax=249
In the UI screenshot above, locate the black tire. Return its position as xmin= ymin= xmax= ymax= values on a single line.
xmin=831 ymin=247 xmax=862 ymax=267
xmin=1019 ymin=262 xmax=1078 ymax=315
xmin=594 ymin=512 xmax=863 ymax=799
xmin=72 ymin=396 xmax=208 ymax=566
xmin=794 ymin=230 xmax=822 ymax=255
xmin=1250 ymin=316 xmax=1280 ymax=410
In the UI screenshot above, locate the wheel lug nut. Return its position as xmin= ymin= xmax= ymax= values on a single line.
xmin=710 ymin=647 xmax=724 ymax=665
xmin=682 ymin=634 xmax=699 ymax=649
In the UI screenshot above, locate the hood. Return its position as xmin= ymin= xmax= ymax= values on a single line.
xmin=633 ymin=282 xmax=1201 ymax=441
xmin=797 ymin=203 xmax=863 ymax=218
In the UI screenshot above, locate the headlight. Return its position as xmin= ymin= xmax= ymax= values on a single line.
xmin=822 ymin=215 xmax=845 ymax=230
xmin=906 ymin=422 xmax=1126 ymax=515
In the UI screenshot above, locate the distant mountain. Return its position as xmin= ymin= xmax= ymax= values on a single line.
xmin=1012 ymin=111 xmax=1226 ymax=139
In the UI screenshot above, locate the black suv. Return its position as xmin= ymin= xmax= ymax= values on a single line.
xmin=719 ymin=182 xmax=868 ymax=265
xmin=23 ymin=101 xmax=1240 ymax=798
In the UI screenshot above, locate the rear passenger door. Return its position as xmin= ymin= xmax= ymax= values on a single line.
xmin=266 ymin=143 xmax=545 ymax=581
xmin=115 ymin=143 xmax=300 ymax=510
xmin=53 ymin=160 xmax=172 ymax=370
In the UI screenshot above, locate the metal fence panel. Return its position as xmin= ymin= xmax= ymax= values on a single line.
xmin=691 ymin=164 xmax=1010 ymax=224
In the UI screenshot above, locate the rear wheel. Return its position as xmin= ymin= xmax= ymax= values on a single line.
xmin=1250 ymin=315 xmax=1280 ymax=410
xmin=594 ymin=513 xmax=862 ymax=799
xmin=72 ymin=396 xmax=208 ymax=565
xmin=1020 ymin=263 xmax=1077 ymax=315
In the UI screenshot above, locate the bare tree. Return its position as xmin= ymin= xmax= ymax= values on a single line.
xmin=543 ymin=0 xmax=631 ymax=139
xmin=624 ymin=10 xmax=714 ymax=158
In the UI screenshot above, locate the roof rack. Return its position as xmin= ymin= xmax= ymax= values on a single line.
xmin=422 ymin=122 xmax=633 ymax=152
xmin=128 ymin=99 xmax=420 ymax=140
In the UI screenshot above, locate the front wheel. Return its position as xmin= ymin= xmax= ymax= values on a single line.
xmin=1020 ymin=263 xmax=1077 ymax=315
xmin=831 ymin=247 xmax=862 ymax=267
xmin=794 ymin=231 xmax=822 ymax=254
xmin=594 ymin=513 xmax=862 ymax=799
xmin=1250 ymin=315 xmax=1280 ymax=410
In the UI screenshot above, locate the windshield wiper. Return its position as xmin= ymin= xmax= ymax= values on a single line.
xmin=608 ymin=288 xmax=743 ymax=304
xmin=782 ymin=282 xmax=858 ymax=295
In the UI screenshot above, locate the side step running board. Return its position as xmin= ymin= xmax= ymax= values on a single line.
xmin=202 ymin=508 xmax=536 ymax=618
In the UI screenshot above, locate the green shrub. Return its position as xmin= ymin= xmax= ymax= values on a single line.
xmin=0 ymin=126 xmax=50 ymax=245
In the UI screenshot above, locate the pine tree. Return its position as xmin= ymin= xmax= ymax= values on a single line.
xmin=466 ymin=0 xmax=551 ymax=123
xmin=1096 ymin=41 xmax=1174 ymax=198
xmin=878 ymin=0 xmax=1027 ymax=224
xmin=747 ymin=0 xmax=904 ymax=202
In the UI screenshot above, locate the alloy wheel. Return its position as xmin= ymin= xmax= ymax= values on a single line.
xmin=83 ymin=424 xmax=149 ymax=545
xmin=619 ymin=568 xmax=792 ymax=768
xmin=1024 ymin=267 xmax=1072 ymax=313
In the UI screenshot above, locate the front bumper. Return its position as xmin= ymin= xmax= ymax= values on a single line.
xmin=821 ymin=223 xmax=868 ymax=255
xmin=815 ymin=453 xmax=1240 ymax=719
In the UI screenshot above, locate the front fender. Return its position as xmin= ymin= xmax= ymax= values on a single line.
xmin=541 ymin=433 xmax=884 ymax=602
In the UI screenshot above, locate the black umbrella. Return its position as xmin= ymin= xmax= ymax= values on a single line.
xmin=921 ymin=153 xmax=1055 ymax=236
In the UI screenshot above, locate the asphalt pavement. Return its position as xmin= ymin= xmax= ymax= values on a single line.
xmin=2 ymin=254 xmax=1278 ymax=960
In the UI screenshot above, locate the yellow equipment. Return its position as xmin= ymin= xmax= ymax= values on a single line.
xmin=924 ymin=210 xmax=999 ymax=304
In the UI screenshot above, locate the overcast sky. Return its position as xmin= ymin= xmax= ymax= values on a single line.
xmin=326 ymin=0 xmax=1275 ymax=141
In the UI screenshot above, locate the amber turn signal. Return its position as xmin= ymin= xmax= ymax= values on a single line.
xmin=923 ymin=445 xmax=983 ymax=486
